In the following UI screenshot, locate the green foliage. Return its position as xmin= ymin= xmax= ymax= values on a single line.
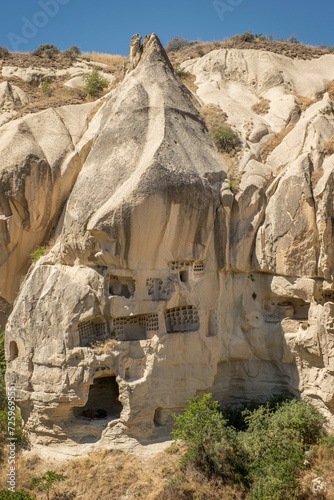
xmin=172 ymin=394 xmax=247 ymax=482
xmin=0 ymin=490 xmax=35 ymax=499
xmin=173 ymin=63 xmax=190 ymax=80
xmin=30 ymin=471 xmax=67 ymax=500
xmin=212 ymin=126 xmax=240 ymax=153
xmin=30 ymin=246 xmax=46 ymax=263
xmin=82 ymin=70 xmax=109 ymax=96
xmin=255 ymin=33 xmax=267 ymax=41
xmin=165 ymin=36 xmax=192 ymax=52
xmin=41 ymin=78 xmax=52 ymax=97
xmin=64 ymin=45 xmax=81 ymax=58
xmin=33 ymin=44 xmax=60 ymax=58
xmin=172 ymin=394 xmax=328 ymax=499
xmin=0 ymin=408 xmax=26 ymax=445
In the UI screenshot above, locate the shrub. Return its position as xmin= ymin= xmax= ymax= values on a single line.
xmin=172 ymin=394 xmax=247 ymax=482
xmin=41 ymin=78 xmax=52 ymax=97
xmin=212 ymin=126 xmax=240 ymax=153
xmin=82 ymin=70 xmax=109 ymax=96
xmin=165 ymin=36 xmax=192 ymax=52
xmin=231 ymin=31 xmax=255 ymax=43
xmin=0 ymin=490 xmax=35 ymax=499
xmin=64 ymin=45 xmax=81 ymax=58
xmin=30 ymin=471 xmax=67 ymax=500
xmin=251 ymin=98 xmax=270 ymax=115
xmin=33 ymin=44 xmax=60 ymax=58
xmin=30 ymin=246 xmax=46 ymax=263
xmin=288 ymin=34 xmax=300 ymax=44
xmin=0 ymin=46 xmax=9 ymax=58
xmin=173 ymin=63 xmax=190 ymax=80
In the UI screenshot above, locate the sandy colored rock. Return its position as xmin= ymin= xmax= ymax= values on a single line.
xmin=4 ymin=35 xmax=334 ymax=457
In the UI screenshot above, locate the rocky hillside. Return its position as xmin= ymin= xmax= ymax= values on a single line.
xmin=2 ymin=33 xmax=334 ymax=460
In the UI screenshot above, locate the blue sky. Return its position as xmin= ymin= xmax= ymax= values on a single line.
xmin=0 ymin=0 xmax=333 ymax=55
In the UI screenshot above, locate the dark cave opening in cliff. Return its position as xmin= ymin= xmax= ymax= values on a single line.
xmin=74 ymin=376 xmax=123 ymax=420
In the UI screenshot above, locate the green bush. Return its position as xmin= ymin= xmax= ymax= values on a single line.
xmin=212 ymin=126 xmax=240 ymax=153
xmin=172 ymin=394 xmax=247 ymax=482
xmin=64 ymin=45 xmax=81 ymax=58
xmin=30 ymin=471 xmax=67 ymax=500
xmin=30 ymin=246 xmax=46 ymax=263
xmin=41 ymin=78 xmax=52 ymax=97
xmin=0 ymin=490 xmax=35 ymax=499
xmin=82 ymin=70 xmax=109 ymax=96
xmin=172 ymin=394 xmax=329 ymax=499
xmin=33 ymin=44 xmax=60 ymax=58
xmin=173 ymin=63 xmax=190 ymax=80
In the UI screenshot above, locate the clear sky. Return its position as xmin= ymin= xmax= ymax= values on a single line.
xmin=0 ymin=0 xmax=333 ymax=55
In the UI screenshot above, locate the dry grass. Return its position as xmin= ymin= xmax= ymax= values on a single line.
xmin=324 ymin=135 xmax=334 ymax=156
xmin=90 ymin=337 xmax=119 ymax=354
xmin=326 ymin=80 xmax=334 ymax=101
xmin=251 ymin=98 xmax=270 ymax=115
xmin=82 ymin=52 xmax=126 ymax=73
xmin=200 ymin=104 xmax=228 ymax=133
xmin=294 ymin=94 xmax=318 ymax=111
xmin=261 ymin=125 xmax=295 ymax=161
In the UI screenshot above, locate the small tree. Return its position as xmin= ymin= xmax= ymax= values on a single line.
xmin=82 ymin=70 xmax=109 ymax=96
xmin=30 ymin=471 xmax=66 ymax=500
xmin=166 ymin=36 xmax=192 ymax=52
xmin=287 ymin=34 xmax=300 ymax=44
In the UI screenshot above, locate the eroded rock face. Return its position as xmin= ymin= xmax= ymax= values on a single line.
xmin=4 ymin=34 xmax=334 ymax=451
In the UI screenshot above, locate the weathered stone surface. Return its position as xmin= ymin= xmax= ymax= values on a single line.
xmin=0 ymin=101 xmax=100 ymax=304
xmin=4 ymin=35 xmax=334 ymax=455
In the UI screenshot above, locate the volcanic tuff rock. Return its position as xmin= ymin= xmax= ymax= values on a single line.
xmin=3 ymin=34 xmax=334 ymax=453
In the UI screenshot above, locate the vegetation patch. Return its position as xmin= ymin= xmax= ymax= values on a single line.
xmin=170 ymin=394 xmax=332 ymax=499
xmin=212 ymin=126 xmax=240 ymax=153
xmin=200 ymin=104 xmax=228 ymax=133
xmin=324 ymin=134 xmax=334 ymax=156
xmin=251 ymin=98 xmax=270 ymax=115
xmin=261 ymin=125 xmax=294 ymax=161
xmin=82 ymin=69 xmax=109 ymax=97
xmin=173 ymin=63 xmax=190 ymax=80
xmin=30 ymin=246 xmax=46 ymax=263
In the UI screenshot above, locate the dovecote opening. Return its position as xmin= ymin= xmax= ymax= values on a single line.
xmin=74 ymin=376 xmax=122 ymax=420
xmin=164 ymin=305 xmax=200 ymax=333
xmin=112 ymin=313 xmax=159 ymax=341
xmin=78 ymin=317 xmax=107 ymax=346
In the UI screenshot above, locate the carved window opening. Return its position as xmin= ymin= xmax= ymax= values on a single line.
xmin=108 ymin=276 xmax=135 ymax=298
xmin=112 ymin=313 xmax=159 ymax=340
xmin=73 ymin=376 xmax=122 ymax=420
xmin=78 ymin=317 xmax=107 ymax=346
xmin=164 ymin=305 xmax=200 ymax=333
xmin=263 ymin=298 xmax=310 ymax=322
xmin=10 ymin=341 xmax=18 ymax=361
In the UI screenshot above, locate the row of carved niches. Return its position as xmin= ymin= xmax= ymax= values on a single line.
xmin=168 ymin=260 xmax=205 ymax=282
xmin=263 ymin=297 xmax=310 ymax=322
xmin=316 ymin=287 xmax=334 ymax=306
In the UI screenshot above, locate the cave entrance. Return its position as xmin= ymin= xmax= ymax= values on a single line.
xmin=74 ymin=376 xmax=122 ymax=420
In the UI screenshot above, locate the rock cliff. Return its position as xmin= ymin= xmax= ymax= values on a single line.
xmin=3 ymin=34 xmax=334 ymax=452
